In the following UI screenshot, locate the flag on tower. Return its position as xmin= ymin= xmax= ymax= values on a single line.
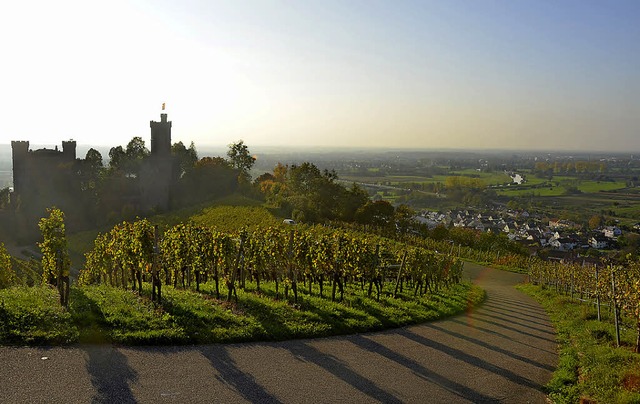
xmin=162 ymin=103 xmax=166 ymax=111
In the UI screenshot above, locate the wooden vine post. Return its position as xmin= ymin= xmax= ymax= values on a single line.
xmin=611 ymin=267 xmax=621 ymax=348
xmin=151 ymin=225 xmax=161 ymax=303
xmin=393 ymin=251 xmax=408 ymax=298
xmin=228 ymin=233 xmax=245 ymax=303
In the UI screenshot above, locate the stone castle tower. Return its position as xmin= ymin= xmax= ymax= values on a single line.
xmin=141 ymin=113 xmax=173 ymax=211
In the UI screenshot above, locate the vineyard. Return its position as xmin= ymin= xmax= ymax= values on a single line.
xmin=1 ymin=215 xmax=484 ymax=345
xmin=529 ymin=258 xmax=640 ymax=352
xmin=80 ymin=220 xmax=465 ymax=302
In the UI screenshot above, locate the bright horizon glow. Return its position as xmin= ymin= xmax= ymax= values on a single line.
xmin=1 ymin=0 xmax=639 ymax=153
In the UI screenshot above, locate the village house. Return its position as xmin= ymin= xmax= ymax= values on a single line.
xmin=589 ymin=235 xmax=609 ymax=249
xmin=602 ymin=226 xmax=621 ymax=239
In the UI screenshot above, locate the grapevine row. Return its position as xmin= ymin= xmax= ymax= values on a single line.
xmin=529 ymin=257 xmax=640 ymax=352
xmin=79 ymin=220 xmax=464 ymax=304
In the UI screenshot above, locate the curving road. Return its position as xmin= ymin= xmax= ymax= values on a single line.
xmin=1 ymin=263 xmax=557 ymax=403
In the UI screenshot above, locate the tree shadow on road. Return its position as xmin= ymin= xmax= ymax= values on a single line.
xmin=398 ymin=329 xmax=542 ymax=391
xmin=198 ymin=345 xmax=281 ymax=404
xmin=489 ymin=297 xmax=546 ymax=313
xmin=286 ymin=340 xmax=403 ymax=403
xmin=423 ymin=323 xmax=555 ymax=371
xmin=461 ymin=313 xmax=556 ymax=343
xmin=349 ymin=334 xmax=500 ymax=403
xmin=480 ymin=303 xmax=555 ymax=327
xmin=473 ymin=308 xmax=556 ymax=332
xmin=449 ymin=318 xmax=556 ymax=355
xmin=82 ymin=345 xmax=138 ymax=403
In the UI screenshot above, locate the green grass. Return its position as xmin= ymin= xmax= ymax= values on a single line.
xmin=0 ymin=280 xmax=484 ymax=346
xmin=496 ymin=178 xmax=627 ymax=198
xmin=449 ymin=169 xmax=512 ymax=185
xmin=0 ymin=286 xmax=78 ymax=344
xmin=78 ymin=284 xmax=188 ymax=345
xmin=518 ymin=284 xmax=640 ymax=404
xmin=577 ymin=180 xmax=627 ymax=193
xmin=497 ymin=186 xmax=568 ymax=197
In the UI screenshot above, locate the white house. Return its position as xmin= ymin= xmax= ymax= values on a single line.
xmin=589 ymin=236 xmax=608 ymax=249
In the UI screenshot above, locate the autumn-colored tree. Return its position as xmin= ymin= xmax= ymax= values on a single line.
xmin=588 ymin=215 xmax=602 ymax=229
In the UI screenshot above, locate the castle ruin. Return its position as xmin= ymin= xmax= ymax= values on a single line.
xmin=11 ymin=112 xmax=175 ymax=220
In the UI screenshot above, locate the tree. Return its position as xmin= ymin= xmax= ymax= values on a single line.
xmin=108 ymin=145 xmax=126 ymax=171
xmin=172 ymin=141 xmax=198 ymax=178
xmin=394 ymin=204 xmax=416 ymax=234
xmin=78 ymin=149 xmax=104 ymax=192
xmin=125 ymin=136 xmax=150 ymax=176
xmin=174 ymin=157 xmax=238 ymax=205
xmin=355 ymin=200 xmax=394 ymax=227
xmin=38 ymin=208 xmax=70 ymax=306
xmin=227 ymin=140 xmax=256 ymax=182
xmin=126 ymin=136 xmax=150 ymax=160
xmin=589 ymin=215 xmax=602 ymax=230
xmin=108 ymin=137 xmax=150 ymax=176
xmin=85 ymin=148 xmax=104 ymax=172
xmin=338 ymin=183 xmax=369 ymax=222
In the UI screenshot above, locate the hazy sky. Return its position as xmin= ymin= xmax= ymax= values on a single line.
xmin=1 ymin=0 xmax=638 ymax=152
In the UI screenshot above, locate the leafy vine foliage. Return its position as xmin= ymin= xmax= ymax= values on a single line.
xmin=0 ymin=243 xmax=15 ymax=288
xmin=38 ymin=208 xmax=71 ymax=306
xmin=529 ymin=257 xmax=640 ymax=353
xmin=79 ymin=220 xmax=465 ymax=306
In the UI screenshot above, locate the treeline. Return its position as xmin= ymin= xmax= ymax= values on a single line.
xmin=534 ymin=161 xmax=607 ymax=176
xmin=254 ymin=162 xmax=411 ymax=227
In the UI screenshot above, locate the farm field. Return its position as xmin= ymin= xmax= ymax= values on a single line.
xmin=338 ymin=167 xmax=639 ymax=222
xmin=495 ymin=179 xmax=627 ymax=197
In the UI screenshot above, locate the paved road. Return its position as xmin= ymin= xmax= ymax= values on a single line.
xmin=1 ymin=263 xmax=557 ymax=403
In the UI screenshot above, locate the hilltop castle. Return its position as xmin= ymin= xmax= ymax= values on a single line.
xmin=11 ymin=112 xmax=175 ymax=217
xmin=142 ymin=112 xmax=173 ymax=211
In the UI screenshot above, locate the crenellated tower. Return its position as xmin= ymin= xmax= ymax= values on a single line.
xmin=61 ymin=140 xmax=77 ymax=161
xmin=142 ymin=112 xmax=174 ymax=211
xmin=150 ymin=113 xmax=172 ymax=157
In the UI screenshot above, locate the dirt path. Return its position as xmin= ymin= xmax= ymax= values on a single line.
xmin=0 ymin=263 xmax=557 ymax=403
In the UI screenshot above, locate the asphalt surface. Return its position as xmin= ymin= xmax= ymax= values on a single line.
xmin=1 ymin=263 xmax=557 ymax=403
